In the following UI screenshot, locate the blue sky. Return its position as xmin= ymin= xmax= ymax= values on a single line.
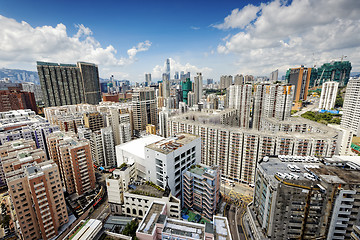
xmin=0 ymin=0 xmax=359 ymax=82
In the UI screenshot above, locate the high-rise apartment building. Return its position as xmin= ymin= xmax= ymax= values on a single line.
xmin=0 ymin=89 xmax=37 ymax=112
xmin=132 ymin=87 xmax=157 ymax=133
xmin=90 ymin=127 xmax=116 ymax=168
xmin=21 ymin=82 xmax=43 ymax=102
xmin=46 ymin=131 xmax=96 ymax=195
xmin=83 ymin=112 xmax=104 ymax=132
xmin=286 ymin=66 xmax=311 ymax=109
xmin=341 ymin=77 xmax=360 ymax=135
xmin=37 ymin=61 xmax=101 ymax=107
xmin=166 ymin=58 xmax=170 ymax=80
xmin=182 ymin=164 xmax=220 ymax=219
xmin=319 ymin=81 xmax=339 ymax=110
xmin=220 ymin=75 xmax=233 ymax=89
xmin=244 ymin=75 xmax=254 ymax=83
xmin=6 ymin=160 xmax=68 ymax=240
xmin=270 ymin=69 xmax=279 ymax=82
xmin=167 ymin=112 xmax=338 ymax=183
xmin=227 ymin=84 xmax=252 ymax=128
xmin=193 ymin=73 xmax=203 ymax=104
xmin=252 ymin=84 xmax=294 ymax=129
xmin=234 ymin=74 xmax=244 ymax=85
xmin=248 ymin=155 xmax=360 ymax=240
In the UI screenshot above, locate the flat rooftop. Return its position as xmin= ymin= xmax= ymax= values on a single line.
xmin=188 ymin=164 xmax=218 ymax=178
xmin=145 ymin=133 xmax=199 ymax=154
xmin=260 ymin=156 xmax=360 ymax=187
xmin=162 ymin=218 xmax=204 ymax=239
xmin=128 ymin=183 xmax=164 ymax=198
xmin=213 ymin=216 xmax=232 ymax=240
xmin=116 ymin=135 xmax=164 ymax=159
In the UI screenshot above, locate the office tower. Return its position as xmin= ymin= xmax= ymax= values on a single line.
xmin=182 ymin=164 xmax=220 ymax=219
xmin=37 ymin=61 xmax=101 ymax=107
xmin=6 ymin=160 xmax=68 ymax=240
xmin=174 ymin=71 xmax=179 ymax=80
xmin=46 ymin=131 xmax=96 ymax=195
xmin=220 ymin=75 xmax=233 ymax=89
xmin=319 ymin=81 xmax=339 ymax=110
xmin=234 ymin=74 xmax=244 ymax=85
xmin=167 ymin=112 xmax=338 ymax=183
xmin=252 ymin=84 xmax=294 ymax=129
xmin=207 ymin=78 xmax=214 ymax=85
xmin=228 ymin=84 xmax=252 ymax=128
xmin=286 ymin=66 xmax=312 ymax=105
xmin=83 ymin=112 xmax=104 ymax=132
xmin=0 ymin=89 xmax=37 ymax=112
xmin=193 ymin=73 xmax=203 ymax=104
xmin=166 ymin=59 xmax=170 ymax=80
xmin=341 ymin=77 xmax=360 ymax=135
xmin=248 ymin=155 xmax=360 ymax=240
xmin=186 ymin=72 xmax=190 ymax=79
xmin=270 ymin=69 xmax=279 ymax=82
xmin=162 ymin=74 xmax=170 ymax=98
xmin=145 ymin=73 xmax=151 ymax=87
xmin=132 ymin=87 xmax=157 ymax=132
xmin=312 ymin=61 xmax=352 ymax=87
xmin=181 ymin=78 xmax=192 ymax=104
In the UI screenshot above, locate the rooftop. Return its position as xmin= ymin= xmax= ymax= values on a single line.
xmin=128 ymin=182 xmax=165 ymax=198
xmin=213 ymin=216 xmax=231 ymax=240
xmin=138 ymin=202 xmax=166 ymax=235
xmin=162 ymin=218 xmax=205 ymax=239
xmin=260 ymin=155 xmax=360 ymax=187
xmin=116 ymin=134 xmax=163 ymax=160
xmin=146 ymin=133 xmax=199 ymax=154
xmin=188 ymin=164 xmax=218 ymax=178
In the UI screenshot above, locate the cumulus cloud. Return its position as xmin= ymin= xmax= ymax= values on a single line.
xmin=214 ymin=0 xmax=360 ymax=75
xmin=0 ymin=15 xmax=151 ymax=72
xmin=151 ymin=58 xmax=212 ymax=79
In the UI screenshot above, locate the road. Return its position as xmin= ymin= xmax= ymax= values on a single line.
xmin=292 ymin=97 xmax=319 ymax=116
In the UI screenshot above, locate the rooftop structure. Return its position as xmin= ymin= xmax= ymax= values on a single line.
xmin=64 ymin=219 xmax=102 ymax=240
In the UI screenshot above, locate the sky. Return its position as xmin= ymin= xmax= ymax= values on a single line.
xmin=0 ymin=0 xmax=359 ymax=83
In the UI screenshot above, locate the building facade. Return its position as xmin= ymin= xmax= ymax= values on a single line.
xmin=131 ymin=88 xmax=157 ymax=133
xmin=341 ymin=77 xmax=360 ymax=135
xmin=37 ymin=61 xmax=101 ymax=107
xmin=319 ymin=81 xmax=339 ymax=110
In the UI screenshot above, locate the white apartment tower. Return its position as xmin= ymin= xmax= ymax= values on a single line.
xmin=252 ymin=84 xmax=294 ymax=129
xmin=228 ymin=84 xmax=252 ymax=128
xmin=319 ymin=81 xmax=339 ymax=110
xmin=341 ymin=77 xmax=360 ymax=135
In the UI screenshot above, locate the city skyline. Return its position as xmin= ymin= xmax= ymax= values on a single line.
xmin=0 ymin=0 xmax=359 ymax=83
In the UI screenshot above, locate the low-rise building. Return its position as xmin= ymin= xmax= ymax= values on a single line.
xmin=136 ymin=201 xmax=232 ymax=240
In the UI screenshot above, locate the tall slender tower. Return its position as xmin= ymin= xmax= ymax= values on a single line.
xmin=166 ymin=58 xmax=170 ymax=80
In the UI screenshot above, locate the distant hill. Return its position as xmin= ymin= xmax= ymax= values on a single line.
xmin=0 ymin=68 xmax=39 ymax=84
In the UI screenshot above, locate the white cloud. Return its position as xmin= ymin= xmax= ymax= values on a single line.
xmin=214 ymin=0 xmax=360 ymax=75
xmin=190 ymin=26 xmax=200 ymax=30
xmin=0 ymin=15 xmax=151 ymax=75
xmin=212 ymin=5 xmax=260 ymax=29
xmin=151 ymin=58 xmax=212 ymax=79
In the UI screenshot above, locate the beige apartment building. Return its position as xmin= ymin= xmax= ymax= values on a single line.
xmin=6 ymin=160 xmax=68 ymax=240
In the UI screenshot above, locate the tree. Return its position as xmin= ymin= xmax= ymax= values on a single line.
xmin=122 ymin=220 xmax=139 ymax=239
xmin=1 ymin=215 xmax=10 ymax=228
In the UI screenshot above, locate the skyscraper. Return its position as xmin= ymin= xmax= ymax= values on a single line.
xmin=166 ymin=58 xmax=170 ymax=80
xmin=286 ymin=66 xmax=311 ymax=109
xmin=145 ymin=73 xmax=151 ymax=86
xmin=220 ymin=75 xmax=233 ymax=89
xmin=270 ymin=69 xmax=279 ymax=82
xmin=234 ymin=74 xmax=244 ymax=85
xmin=341 ymin=77 xmax=360 ymax=135
xmin=37 ymin=61 xmax=101 ymax=107
xmin=193 ymin=73 xmax=203 ymax=104
xmin=181 ymin=78 xmax=192 ymax=104
xmin=228 ymin=84 xmax=252 ymax=128
xmin=132 ymin=87 xmax=157 ymax=133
